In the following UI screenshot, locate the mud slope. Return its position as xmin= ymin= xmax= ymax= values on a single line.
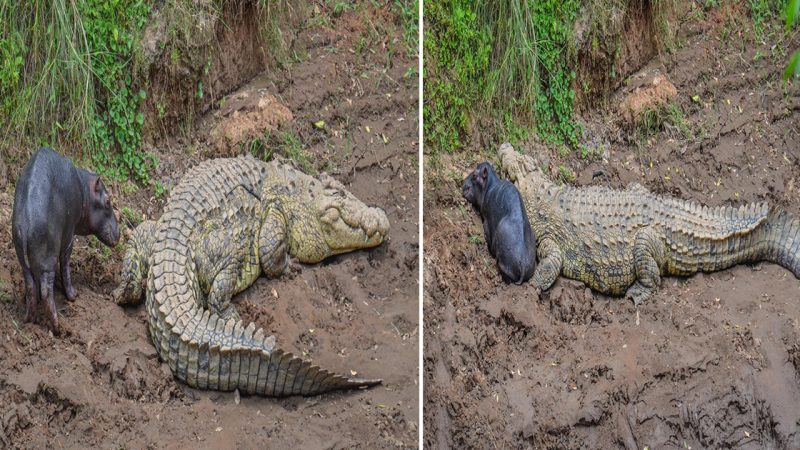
xmin=0 ymin=5 xmax=418 ymax=449
xmin=424 ymin=7 xmax=800 ymax=450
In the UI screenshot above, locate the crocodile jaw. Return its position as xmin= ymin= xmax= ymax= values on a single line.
xmin=288 ymin=175 xmax=390 ymax=263
xmin=321 ymin=203 xmax=390 ymax=256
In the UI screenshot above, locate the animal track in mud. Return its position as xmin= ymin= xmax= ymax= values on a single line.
xmin=32 ymin=384 xmax=81 ymax=428
xmin=296 ymin=330 xmax=320 ymax=358
xmin=0 ymin=384 xmax=32 ymax=446
xmin=732 ymin=328 xmax=766 ymax=370
xmin=669 ymin=382 xmax=783 ymax=448
xmin=545 ymin=280 xmax=610 ymax=326
xmin=788 ymin=342 xmax=800 ymax=380
xmin=651 ymin=355 xmax=720 ymax=382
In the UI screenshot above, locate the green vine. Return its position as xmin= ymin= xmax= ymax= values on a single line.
xmin=424 ymin=0 xmax=581 ymax=154
xmin=80 ymin=0 xmax=153 ymax=182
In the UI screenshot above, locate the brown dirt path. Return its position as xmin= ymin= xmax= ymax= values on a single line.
xmin=0 ymin=4 xmax=418 ymax=448
xmin=424 ymin=6 xmax=800 ymax=449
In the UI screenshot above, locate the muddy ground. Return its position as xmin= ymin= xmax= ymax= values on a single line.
xmin=0 ymin=4 xmax=418 ymax=449
xmin=424 ymin=5 xmax=800 ymax=450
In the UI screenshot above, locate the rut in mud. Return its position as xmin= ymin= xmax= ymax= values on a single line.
xmin=0 ymin=4 xmax=418 ymax=448
xmin=424 ymin=4 xmax=800 ymax=449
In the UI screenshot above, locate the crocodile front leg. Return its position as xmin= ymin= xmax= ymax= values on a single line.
xmin=258 ymin=206 xmax=289 ymax=278
xmin=533 ymin=238 xmax=563 ymax=292
xmin=626 ymin=226 xmax=666 ymax=305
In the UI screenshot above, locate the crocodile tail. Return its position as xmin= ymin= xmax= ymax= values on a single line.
xmin=155 ymin=308 xmax=382 ymax=396
xmin=220 ymin=344 xmax=382 ymax=396
xmin=761 ymin=208 xmax=800 ymax=278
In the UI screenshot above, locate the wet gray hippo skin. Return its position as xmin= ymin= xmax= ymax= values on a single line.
xmin=463 ymin=162 xmax=537 ymax=284
xmin=12 ymin=147 xmax=120 ymax=330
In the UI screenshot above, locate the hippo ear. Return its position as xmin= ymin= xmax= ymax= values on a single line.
xmin=89 ymin=176 xmax=100 ymax=196
xmin=480 ymin=166 xmax=488 ymax=182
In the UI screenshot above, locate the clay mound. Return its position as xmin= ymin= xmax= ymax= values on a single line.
xmin=619 ymin=71 xmax=678 ymax=126
xmin=207 ymin=91 xmax=294 ymax=154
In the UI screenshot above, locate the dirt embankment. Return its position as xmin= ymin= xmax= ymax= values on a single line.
xmin=0 ymin=3 xmax=418 ymax=448
xmin=425 ymin=3 xmax=800 ymax=449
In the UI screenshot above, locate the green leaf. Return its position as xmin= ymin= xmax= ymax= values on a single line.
xmin=784 ymin=50 xmax=800 ymax=81
xmin=787 ymin=0 xmax=800 ymax=30
xmin=136 ymin=112 xmax=145 ymax=125
xmin=314 ymin=120 xmax=326 ymax=129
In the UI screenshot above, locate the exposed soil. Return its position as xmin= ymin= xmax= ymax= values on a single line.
xmin=0 ymin=3 xmax=418 ymax=449
xmin=424 ymin=5 xmax=800 ymax=449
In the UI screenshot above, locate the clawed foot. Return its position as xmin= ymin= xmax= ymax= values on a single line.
xmin=287 ymin=259 xmax=303 ymax=277
xmin=216 ymin=305 xmax=241 ymax=322
xmin=625 ymin=282 xmax=653 ymax=306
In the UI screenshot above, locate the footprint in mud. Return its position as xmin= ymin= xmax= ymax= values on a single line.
xmin=545 ymin=279 xmax=610 ymax=326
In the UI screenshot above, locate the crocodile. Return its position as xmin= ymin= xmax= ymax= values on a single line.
xmin=497 ymin=143 xmax=800 ymax=304
xmin=113 ymin=156 xmax=390 ymax=396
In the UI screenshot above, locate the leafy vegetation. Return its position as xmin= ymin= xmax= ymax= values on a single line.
xmin=0 ymin=0 xmax=152 ymax=181
xmin=0 ymin=0 xmax=304 ymax=183
xmin=81 ymin=0 xmax=154 ymax=182
xmin=786 ymin=0 xmax=800 ymax=78
xmin=423 ymin=0 xmax=491 ymax=153
xmin=633 ymin=103 xmax=691 ymax=146
xmin=424 ymin=0 xmax=581 ymax=156
xmin=395 ymin=0 xmax=419 ymax=57
xmin=749 ymin=0 xmax=787 ymax=38
xmin=246 ymin=129 xmax=314 ymax=174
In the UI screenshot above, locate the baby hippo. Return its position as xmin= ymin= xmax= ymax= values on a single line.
xmin=463 ymin=162 xmax=536 ymax=284
xmin=12 ymin=148 xmax=120 ymax=330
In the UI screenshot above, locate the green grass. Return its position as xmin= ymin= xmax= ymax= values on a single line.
xmin=120 ymin=206 xmax=143 ymax=226
xmin=424 ymin=0 xmax=581 ymax=156
xmin=394 ymin=0 xmax=419 ymax=57
xmin=634 ymin=103 xmax=692 ymax=146
xmin=785 ymin=0 xmax=800 ymax=79
xmin=749 ymin=0 xmax=786 ymax=39
xmin=246 ymin=129 xmax=314 ymax=174
xmin=557 ymin=164 xmax=575 ymax=183
xmin=0 ymin=0 xmax=152 ymax=181
xmin=0 ymin=0 xmax=305 ymax=182
xmin=0 ymin=1 xmax=97 ymax=156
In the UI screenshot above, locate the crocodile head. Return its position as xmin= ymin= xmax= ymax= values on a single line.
xmin=497 ymin=142 xmax=552 ymax=198
xmin=112 ymin=220 xmax=156 ymax=305
xmin=282 ymin=174 xmax=390 ymax=263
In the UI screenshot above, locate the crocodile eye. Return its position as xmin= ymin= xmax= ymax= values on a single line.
xmin=322 ymin=208 xmax=340 ymax=224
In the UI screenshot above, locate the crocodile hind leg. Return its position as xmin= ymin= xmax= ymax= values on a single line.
xmin=258 ymin=207 xmax=289 ymax=278
xmin=206 ymin=263 xmax=242 ymax=321
xmin=626 ymin=226 xmax=666 ymax=305
xmin=532 ymin=238 xmax=563 ymax=292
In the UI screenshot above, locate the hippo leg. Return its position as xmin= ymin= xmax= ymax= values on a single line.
xmin=22 ymin=267 xmax=39 ymax=323
xmin=60 ymin=238 xmax=77 ymax=301
xmin=39 ymin=271 xmax=58 ymax=330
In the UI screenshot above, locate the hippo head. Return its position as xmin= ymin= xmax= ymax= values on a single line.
xmin=462 ymin=161 xmax=495 ymax=209
xmin=267 ymin=170 xmax=389 ymax=264
xmin=87 ymin=175 xmax=120 ymax=247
